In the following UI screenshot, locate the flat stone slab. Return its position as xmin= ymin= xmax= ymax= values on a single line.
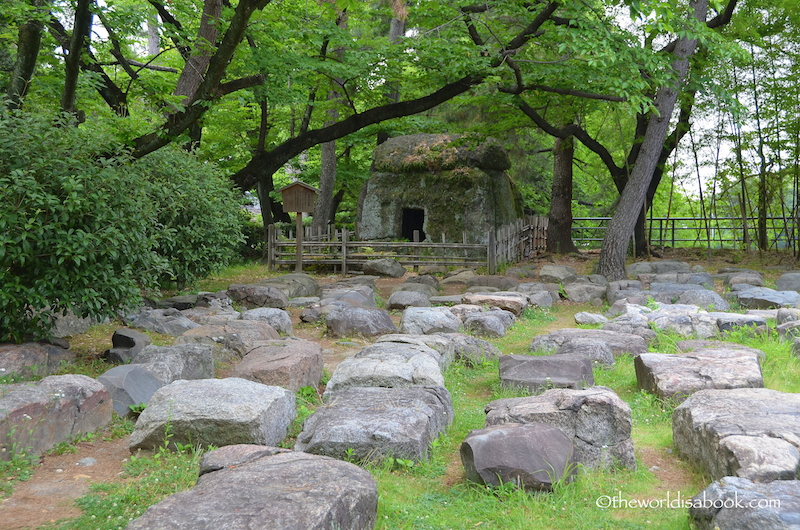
xmin=375 ymin=334 xmax=454 ymax=371
xmin=240 ymin=308 xmax=293 ymax=335
xmin=673 ymin=388 xmax=800 ymax=482
xmin=485 ymin=386 xmax=635 ymax=470
xmin=530 ymin=328 xmax=648 ymax=356
xmin=730 ymin=287 xmax=800 ymax=309
xmin=0 ymin=375 xmax=112 ymax=460
xmin=296 ymin=386 xmax=453 ymax=463
xmin=461 ymin=423 xmax=578 ymax=491
xmin=707 ymin=312 xmax=767 ymax=332
xmin=129 ymin=378 xmax=295 ymax=452
xmin=131 ymin=343 xmax=215 ymax=384
xmin=232 ymin=338 xmax=323 ymax=392
xmin=127 ymin=308 xmax=201 ymax=336
xmin=399 ymin=307 xmax=462 ymax=335
xmin=127 ymin=446 xmax=377 ymax=530
xmin=461 ymin=293 xmax=527 ymax=316
xmin=635 ymin=347 xmax=764 ymax=403
xmin=175 ymin=321 xmax=281 ymax=365
xmin=689 ymin=476 xmax=800 ymax=530
xmin=324 ymin=342 xmax=444 ymax=395
xmin=499 ymin=354 xmax=594 ymax=393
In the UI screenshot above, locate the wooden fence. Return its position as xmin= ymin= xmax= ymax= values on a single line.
xmin=267 ymin=215 xmax=549 ymax=274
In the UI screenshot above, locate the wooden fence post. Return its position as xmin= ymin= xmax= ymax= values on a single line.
xmin=488 ymin=230 xmax=496 ymax=274
xmin=268 ymin=224 xmax=276 ymax=271
xmin=342 ymin=228 xmax=348 ymax=276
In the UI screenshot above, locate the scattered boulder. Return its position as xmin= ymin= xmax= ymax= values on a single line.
xmin=573 ymin=312 xmax=608 ymax=326
xmin=555 ymin=339 xmax=615 ymax=367
xmin=129 ymin=378 xmax=295 ymax=452
xmin=386 ymin=290 xmax=431 ymax=310
xmin=241 ymin=308 xmax=293 ymax=335
xmin=158 ymin=295 xmax=198 ymax=310
xmin=232 ymin=339 xmax=324 ymax=392
xmin=464 ymin=313 xmax=506 ymax=338
xmin=325 ymin=307 xmax=397 ymax=338
xmin=673 ymin=388 xmax=800 ymax=482
xmin=126 ymin=308 xmax=200 ymax=336
xmin=181 ymin=297 xmax=241 ymax=325
xmin=97 ymin=365 xmax=163 ymax=417
xmin=391 ymin=282 xmax=436 ymax=297
xmin=627 ymin=260 xmax=690 ymax=276
xmin=730 ymin=287 xmax=800 ymax=309
xmin=295 ymin=386 xmax=453 ymax=463
xmin=563 ymin=283 xmax=606 ymax=304
xmin=708 ymin=312 xmax=767 ymax=332
xmin=256 ymin=273 xmax=321 ymax=298
xmin=406 ymin=274 xmax=440 ymax=290
xmin=484 ymin=386 xmax=635 ymax=470
xmin=440 ymin=269 xmax=477 ymax=286
xmin=436 ymin=333 xmax=502 ymax=365
xmin=375 ymin=334 xmax=455 ymax=371
xmin=175 ymin=321 xmax=281 ymax=365
xmin=321 ymin=284 xmax=377 ymax=308
xmin=399 ymin=307 xmax=462 ymax=335
xmin=0 ymin=374 xmax=112 ymax=460
xmin=131 ymin=344 xmax=215 ymax=384
xmin=605 ymin=280 xmax=645 ymax=304
xmin=363 ymin=258 xmax=406 ymax=278
xmin=324 ymin=342 xmax=444 ymax=394
xmin=775 ymin=272 xmax=800 ymax=293
xmin=466 ymin=275 xmax=520 ymax=291
xmin=0 ymin=342 xmax=75 ymax=379
xmin=530 ymin=328 xmax=648 ymax=356
xmin=103 ymin=328 xmax=151 ymax=364
xmin=127 ymin=447 xmax=377 ymax=530
xmin=461 ymin=423 xmax=578 ymax=491
xmin=539 ymin=264 xmax=577 ymax=284
xmin=689 ymin=476 xmax=800 ymax=530
xmin=675 ymin=289 xmax=730 ymax=311
xmin=526 ymin=290 xmax=555 ymax=308
xmin=50 ymin=308 xmax=97 ymax=338
xmin=634 ymin=347 xmax=763 ymax=403
xmin=227 ymin=284 xmax=289 ymax=309
xmin=461 ymin=292 xmax=527 ymax=316
xmin=499 ymin=354 xmax=594 ymax=393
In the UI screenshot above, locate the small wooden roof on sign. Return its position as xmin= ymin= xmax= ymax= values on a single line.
xmin=278 ymin=181 xmax=318 ymax=213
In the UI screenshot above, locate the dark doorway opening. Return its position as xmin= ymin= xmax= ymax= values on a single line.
xmin=401 ymin=208 xmax=426 ymax=241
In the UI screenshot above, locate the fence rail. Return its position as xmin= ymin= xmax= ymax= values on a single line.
xmin=267 ymin=215 xmax=548 ymax=274
xmin=572 ymin=216 xmax=796 ymax=250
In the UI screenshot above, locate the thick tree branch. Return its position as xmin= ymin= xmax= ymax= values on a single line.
xmin=214 ymin=74 xmax=265 ymax=97
xmin=232 ymin=74 xmax=484 ymax=190
xmin=147 ymin=0 xmax=191 ymax=60
xmin=707 ymin=0 xmax=737 ymax=28
xmin=501 ymin=83 xmax=626 ymax=101
xmin=124 ymin=59 xmax=178 ymax=73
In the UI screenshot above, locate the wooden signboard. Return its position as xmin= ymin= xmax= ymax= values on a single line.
xmin=278 ymin=181 xmax=318 ymax=272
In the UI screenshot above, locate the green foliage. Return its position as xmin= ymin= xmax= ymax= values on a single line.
xmin=0 ymin=110 xmax=163 ymax=342
xmin=138 ymin=146 xmax=245 ymax=289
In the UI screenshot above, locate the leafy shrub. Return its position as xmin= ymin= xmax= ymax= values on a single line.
xmin=0 ymin=111 xmax=163 ymax=342
xmin=136 ymin=147 xmax=244 ymax=289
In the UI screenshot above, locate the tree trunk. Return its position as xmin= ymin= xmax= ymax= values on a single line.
xmin=546 ymin=135 xmax=579 ymax=254
xmin=597 ymin=0 xmax=708 ymax=281
xmin=6 ymin=0 xmax=46 ymax=109
xmin=60 ymin=0 xmax=93 ymax=117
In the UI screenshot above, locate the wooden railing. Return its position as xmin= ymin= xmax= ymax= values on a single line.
xmin=267 ymin=215 xmax=549 ymax=274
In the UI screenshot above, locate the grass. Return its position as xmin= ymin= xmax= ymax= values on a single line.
xmin=8 ymin=257 xmax=800 ymax=529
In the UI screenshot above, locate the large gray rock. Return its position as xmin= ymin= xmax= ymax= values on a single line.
xmin=605 ymin=280 xmax=646 ymax=304
xmin=484 ymin=386 xmax=635 ymax=470
xmin=466 ymin=275 xmax=520 ymax=291
xmin=0 ymin=342 xmax=75 ymax=379
xmin=673 ymin=388 xmax=800 ymax=482
xmin=174 ymin=320 xmax=281 ymax=365
xmin=690 ymin=476 xmax=800 ymax=530
xmin=563 ymin=283 xmax=607 ymax=304
xmin=386 ymin=290 xmax=431 ymax=310
xmin=626 ymin=260 xmax=691 ymax=276
xmin=131 ymin=344 xmax=215 ymax=384
xmin=635 ymin=347 xmax=763 ymax=403
xmin=98 ymin=364 xmax=163 ymax=417
xmin=776 ymin=272 xmax=800 ymax=293
xmin=707 ymin=312 xmax=767 ymax=332
xmin=180 ymin=298 xmax=241 ymax=325
xmin=127 ymin=308 xmax=201 ymax=336
xmin=530 ymin=328 xmax=648 ymax=356
xmin=0 ymin=374 xmax=112 ymax=460
xmin=129 ymin=378 xmax=295 ymax=451
xmin=399 ymin=307 xmax=462 ymax=335
xmin=436 ymin=333 xmax=502 ymax=365
xmin=461 ymin=423 xmax=577 ymax=492
xmin=406 ymin=274 xmax=440 ymax=290
xmin=539 ymin=264 xmax=577 ymax=284
xmin=731 ymin=287 xmax=800 ymax=309
xmin=499 ymin=354 xmax=594 ymax=393
xmin=363 ymin=258 xmax=406 ymax=278
xmin=676 ymin=289 xmax=730 ymax=311
xmin=375 ymin=334 xmax=455 ymax=371
xmin=555 ymin=338 xmax=615 ymax=367
xmin=295 ymin=386 xmax=453 ymax=463
xmin=227 ymin=284 xmax=289 ymax=309
xmin=103 ymin=328 xmax=151 ymax=364
xmin=325 ymin=306 xmax=397 ymax=338
xmin=232 ymin=339 xmax=323 ymax=392
xmin=573 ymin=312 xmax=609 ymax=326
xmin=50 ymin=308 xmax=96 ymax=338
xmin=324 ymin=342 xmax=444 ymax=394
xmin=240 ymin=308 xmax=293 ymax=335
xmin=461 ymin=292 xmax=527 ymax=316
xmin=391 ymin=282 xmax=436 ymax=297
xmin=320 ymin=284 xmax=376 ymax=308
xmin=464 ymin=313 xmax=507 ymax=338
xmin=256 ymin=273 xmax=321 ymax=298
xmin=127 ymin=446 xmax=377 ymax=530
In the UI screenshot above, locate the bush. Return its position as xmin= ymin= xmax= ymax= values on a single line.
xmin=136 ymin=147 xmax=244 ymax=289
xmin=0 ymin=111 xmax=163 ymax=342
